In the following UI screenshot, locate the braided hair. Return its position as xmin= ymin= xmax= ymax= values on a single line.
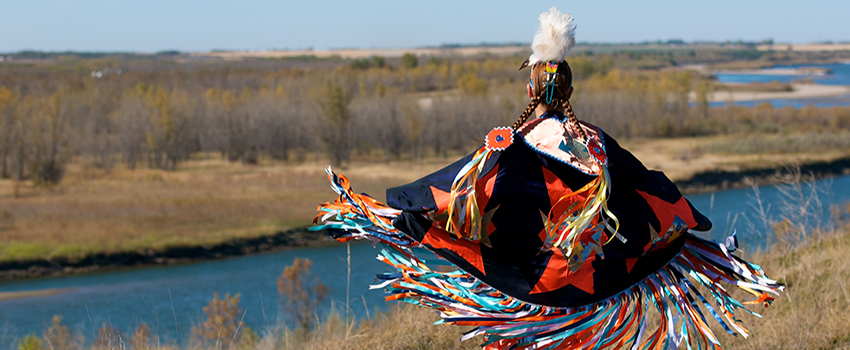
xmin=511 ymin=95 xmax=542 ymax=131
xmin=563 ymin=99 xmax=587 ymax=141
xmin=512 ymin=61 xmax=585 ymax=142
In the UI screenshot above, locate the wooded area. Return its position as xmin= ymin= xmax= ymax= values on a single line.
xmin=2 ymin=49 xmax=849 ymax=186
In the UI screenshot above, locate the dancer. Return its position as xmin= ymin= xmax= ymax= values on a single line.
xmin=313 ymin=7 xmax=781 ymax=349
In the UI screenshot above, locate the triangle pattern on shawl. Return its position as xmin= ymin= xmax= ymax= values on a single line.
xmin=421 ymin=225 xmax=487 ymax=275
xmin=636 ymin=190 xmax=698 ymax=233
xmin=529 ymin=247 xmax=595 ymax=295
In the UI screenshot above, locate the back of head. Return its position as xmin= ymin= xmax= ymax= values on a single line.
xmin=528 ymin=61 xmax=573 ymax=109
xmin=511 ymin=7 xmax=581 ymax=138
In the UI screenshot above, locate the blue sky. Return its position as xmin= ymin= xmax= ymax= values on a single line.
xmin=1 ymin=0 xmax=848 ymax=53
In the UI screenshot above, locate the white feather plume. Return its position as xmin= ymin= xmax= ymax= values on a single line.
xmin=528 ymin=7 xmax=576 ymax=66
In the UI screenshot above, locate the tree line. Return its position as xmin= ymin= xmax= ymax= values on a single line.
xmin=1 ymin=53 xmax=848 ymax=185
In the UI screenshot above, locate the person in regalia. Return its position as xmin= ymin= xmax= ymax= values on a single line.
xmin=313 ymin=7 xmax=781 ymax=349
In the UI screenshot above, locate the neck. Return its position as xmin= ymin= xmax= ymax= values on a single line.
xmin=534 ymin=104 xmax=566 ymax=117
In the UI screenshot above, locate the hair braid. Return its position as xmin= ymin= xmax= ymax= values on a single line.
xmin=512 ymin=95 xmax=542 ymax=131
xmin=563 ymin=100 xmax=587 ymax=141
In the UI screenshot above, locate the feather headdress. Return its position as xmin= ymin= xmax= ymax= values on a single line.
xmin=521 ymin=7 xmax=576 ymax=69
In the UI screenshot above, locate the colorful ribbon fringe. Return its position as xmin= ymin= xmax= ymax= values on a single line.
xmin=310 ymin=168 xmax=411 ymax=247
xmin=446 ymin=147 xmax=494 ymax=243
xmin=312 ymin=170 xmax=783 ymax=350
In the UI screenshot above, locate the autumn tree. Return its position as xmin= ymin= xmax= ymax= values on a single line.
xmin=316 ymin=78 xmax=353 ymax=167
xmin=94 ymin=324 xmax=124 ymax=350
xmin=119 ymin=83 xmax=194 ymax=170
xmin=0 ymin=87 xmax=17 ymax=178
xmin=42 ymin=315 xmax=80 ymax=350
xmin=192 ymin=292 xmax=245 ymax=347
xmin=29 ymin=90 xmax=73 ymax=184
xmin=131 ymin=323 xmax=152 ymax=350
xmin=277 ymin=257 xmax=329 ymax=335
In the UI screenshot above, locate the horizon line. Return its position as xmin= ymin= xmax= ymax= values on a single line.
xmin=4 ymin=39 xmax=850 ymax=56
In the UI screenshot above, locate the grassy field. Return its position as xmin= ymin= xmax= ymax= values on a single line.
xmin=0 ymin=154 xmax=462 ymax=262
xmin=3 ymin=132 xmax=850 ymax=263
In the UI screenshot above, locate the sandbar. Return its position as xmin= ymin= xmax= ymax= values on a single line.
xmin=683 ymin=64 xmax=832 ymax=77
xmin=0 ymin=288 xmax=73 ymax=302
xmin=707 ymin=84 xmax=850 ymax=103
xmin=713 ymin=68 xmax=825 ymax=76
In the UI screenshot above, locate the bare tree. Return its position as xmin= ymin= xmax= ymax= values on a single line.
xmin=316 ymin=78 xmax=353 ymax=167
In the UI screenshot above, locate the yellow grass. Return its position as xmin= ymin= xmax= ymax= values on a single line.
xmin=622 ymin=133 xmax=850 ymax=182
xmin=0 ymin=155 xmax=458 ymax=262
xmin=713 ymin=230 xmax=850 ymax=349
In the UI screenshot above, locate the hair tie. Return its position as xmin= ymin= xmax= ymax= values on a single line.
xmin=543 ymin=61 xmax=559 ymax=104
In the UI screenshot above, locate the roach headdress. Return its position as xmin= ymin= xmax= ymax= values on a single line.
xmin=520 ymin=7 xmax=576 ymax=70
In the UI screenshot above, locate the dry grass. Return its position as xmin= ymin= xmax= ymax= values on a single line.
xmin=718 ymin=81 xmax=794 ymax=93
xmin=715 ymin=229 xmax=850 ymax=349
xmin=703 ymin=132 xmax=850 ymax=155
xmin=624 ymin=133 xmax=850 ymax=182
xmin=270 ymin=305 xmax=478 ymax=350
xmin=0 ymin=155 xmax=457 ymax=262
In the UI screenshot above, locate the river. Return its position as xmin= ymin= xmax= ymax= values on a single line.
xmin=711 ymin=62 xmax=850 ymax=108
xmin=1 ymin=174 xmax=849 ymax=345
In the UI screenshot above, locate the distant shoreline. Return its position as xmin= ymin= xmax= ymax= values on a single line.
xmin=682 ymin=63 xmax=850 ymax=103
xmin=709 ymin=83 xmax=850 ymax=103
xmin=712 ymin=67 xmax=832 ymax=76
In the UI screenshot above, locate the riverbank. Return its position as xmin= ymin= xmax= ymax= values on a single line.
xmin=0 ymin=227 xmax=335 ymax=283
xmin=676 ymin=155 xmax=850 ymax=193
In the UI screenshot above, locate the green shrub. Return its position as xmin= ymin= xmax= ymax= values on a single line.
xmin=400 ymin=53 xmax=418 ymax=69
xmin=17 ymin=334 xmax=42 ymax=350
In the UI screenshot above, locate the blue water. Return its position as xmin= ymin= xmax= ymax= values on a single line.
xmin=716 ymin=63 xmax=850 ymax=86
xmin=1 ymin=174 xmax=849 ymax=345
xmin=688 ymin=174 xmax=850 ymax=245
xmin=712 ymin=62 xmax=850 ymax=108
xmin=0 ymin=243 xmax=390 ymax=347
xmin=708 ymin=95 xmax=850 ymax=108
